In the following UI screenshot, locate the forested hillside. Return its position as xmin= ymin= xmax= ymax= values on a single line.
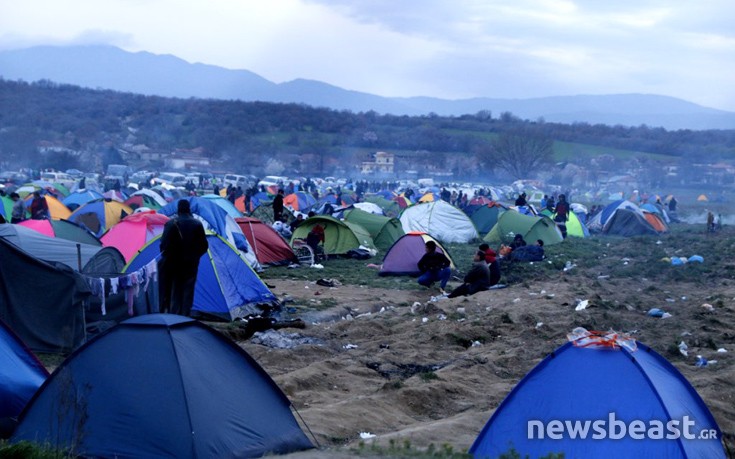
xmin=1 ymin=79 xmax=733 ymax=179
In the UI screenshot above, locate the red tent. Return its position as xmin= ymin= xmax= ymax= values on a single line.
xmin=235 ymin=217 xmax=297 ymax=266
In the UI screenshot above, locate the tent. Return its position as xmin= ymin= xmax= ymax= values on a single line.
xmin=69 ymin=198 xmax=133 ymax=237
xmin=364 ymin=196 xmax=401 ymax=218
xmin=125 ymin=232 xmax=277 ymax=321
xmin=159 ymin=197 xmax=256 ymax=267
xmin=17 ymin=219 xmax=102 ymax=246
xmin=0 ymin=238 xmax=92 ymax=353
xmin=552 ymin=210 xmax=589 ymax=238
xmin=290 ymin=215 xmax=375 ymax=255
xmin=643 ymin=211 xmax=669 ymax=233
xmin=11 ymin=314 xmax=314 ymax=457
xmin=0 ymin=195 xmax=14 ymax=220
xmin=201 ymin=194 xmax=244 ymax=218
xmin=484 ymin=211 xmax=563 ymax=246
xmin=283 ymin=191 xmax=317 ymax=211
xmin=130 ymin=188 xmax=167 ymax=207
xmin=62 ymin=190 xmax=104 ymax=210
xmin=343 ymin=208 xmax=405 ymax=251
xmin=697 ymin=194 xmax=708 ymax=201
xmin=22 ymin=194 xmax=70 ymax=220
xmin=123 ymin=193 xmax=163 ymax=211
xmin=0 ymin=318 xmax=49 ymax=425
xmin=465 ymin=204 xmax=502 ymax=235
xmin=470 ymin=332 xmax=725 ymax=458
xmin=379 ymin=232 xmax=455 ymax=276
xmin=249 ymin=201 xmax=295 ymax=225
xmin=400 ymin=201 xmax=479 ymax=244
xmin=353 ymin=202 xmax=384 ymax=215
xmin=0 ymin=224 xmax=123 ymax=273
xmin=235 ymin=217 xmax=297 ymax=266
xmin=603 ymin=208 xmax=659 ymax=237
xmin=588 ymin=200 xmax=643 ymax=232
xmin=101 ymin=212 xmax=170 ymax=262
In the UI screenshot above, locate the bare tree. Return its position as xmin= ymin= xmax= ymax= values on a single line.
xmin=483 ymin=127 xmax=554 ymax=179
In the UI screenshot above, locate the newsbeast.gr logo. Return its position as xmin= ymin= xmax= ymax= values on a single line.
xmin=528 ymin=413 xmax=719 ymax=441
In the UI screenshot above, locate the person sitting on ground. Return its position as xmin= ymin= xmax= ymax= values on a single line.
xmin=479 ymin=243 xmax=501 ymax=287
xmin=509 ymin=234 xmax=527 ymax=251
xmin=448 ymin=250 xmax=491 ymax=298
xmin=510 ymin=239 xmax=546 ymax=262
xmin=417 ymin=240 xmax=452 ymax=294
xmin=290 ymin=213 xmax=304 ymax=233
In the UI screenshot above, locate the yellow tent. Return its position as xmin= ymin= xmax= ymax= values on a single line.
xmin=697 ymin=194 xmax=708 ymax=201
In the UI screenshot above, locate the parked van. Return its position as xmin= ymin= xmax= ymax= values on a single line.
xmin=40 ymin=171 xmax=75 ymax=189
xmin=152 ymin=172 xmax=187 ymax=187
xmin=223 ymin=174 xmax=253 ymax=189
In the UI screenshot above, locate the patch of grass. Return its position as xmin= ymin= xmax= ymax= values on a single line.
xmin=352 ymin=438 xmax=471 ymax=458
xmin=418 ymin=371 xmax=439 ymax=382
xmin=0 ymin=441 xmax=68 ymax=458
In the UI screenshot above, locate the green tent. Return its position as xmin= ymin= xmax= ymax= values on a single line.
xmin=343 ymin=208 xmax=404 ymax=250
xmin=484 ymin=211 xmax=563 ymax=246
xmin=467 ymin=205 xmax=502 ymax=235
xmin=553 ymin=211 xmax=588 ymax=238
xmin=363 ymin=196 xmax=401 ymax=218
xmin=250 ymin=204 xmax=294 ymax=224
xmin=291 ymin=215 xmax=375 ymax=255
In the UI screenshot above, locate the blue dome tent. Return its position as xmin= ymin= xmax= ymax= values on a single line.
xmin=11 ymin=314 xmax=314 ymax=457
xmin=0 ymin=318 xmax=48 ymax=433
xmin=125 ymin=232 xmax=276 ymax=321
xmin=470 ymin=330 xmax=725 ymax=458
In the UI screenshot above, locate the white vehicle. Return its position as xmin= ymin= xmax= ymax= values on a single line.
xmin=40 ymin=171 xmax=75 ymax=189
xmin=257 ymin=175 xmax=287 ymax=188
xmin=223 ymin=174 xmax=252 ymax=189
xmin=153 ymin=172 xmax=187 ymax=187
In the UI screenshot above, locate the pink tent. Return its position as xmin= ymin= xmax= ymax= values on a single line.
xmin=101 ymin=211 xmax=169 ymax=262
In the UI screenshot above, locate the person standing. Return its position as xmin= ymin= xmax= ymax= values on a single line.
xmin=159 ymin=199 xmax=208 ymax=316
xmin=448 ymin=250 xmax=491 ymax=298
xmin=417 ymin=240 xmax=452 ymax=294
xmin=554 ymin=194 xmax=570 ymax=239
xmin=29 ymin=191 xmax=49 ymax=220
xmin=10 ymin=192 xmax=26 ymax=223
xmin=273 ymin=189 xmax=285 ymax=222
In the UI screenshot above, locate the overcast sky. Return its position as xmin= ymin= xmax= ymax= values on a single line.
xmin=2 ymin=0 xmax=734 ymax=111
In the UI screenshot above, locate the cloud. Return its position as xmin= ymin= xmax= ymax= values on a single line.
xmin=0 ymin=0 xmax=734 ymax=110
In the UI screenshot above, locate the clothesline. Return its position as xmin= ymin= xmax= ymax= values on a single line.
xmin=82 ymin=255 xmax=160 ymax=316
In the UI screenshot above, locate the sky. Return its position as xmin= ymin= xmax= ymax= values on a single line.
xmin=1 ymin=0 xmax=734 ymax=111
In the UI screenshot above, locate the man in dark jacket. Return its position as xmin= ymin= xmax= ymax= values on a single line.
xmin=417 ymin=240 xmax=452 ymax=293
xmin=272 ymin=189 xmax=285 ymax=222
xmin=448 ymin=250 xmax=491 ymax=298
xmin=159 ymin=199 xmax=209 ymax=316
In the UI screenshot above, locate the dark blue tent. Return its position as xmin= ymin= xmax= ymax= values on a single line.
xmin=0 ymin=319 xmax=48 ymax=435
xmin=470 ymin=338 xmax=725 ymax=458
xmin=11 ymin=314 xmax=314 ymax=457
xmin=125 ymin=232 xmax=276 ymax=321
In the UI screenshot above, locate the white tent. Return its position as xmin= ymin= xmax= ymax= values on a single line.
xmin=399 ymin=201 xmax=479 ymax=243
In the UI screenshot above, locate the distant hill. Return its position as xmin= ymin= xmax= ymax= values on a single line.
xmin=1 ymin=45 xmax=734 ymax=131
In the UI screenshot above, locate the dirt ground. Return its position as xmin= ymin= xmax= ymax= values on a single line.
xmin=233 ymin=268 xmax=735 ymax=457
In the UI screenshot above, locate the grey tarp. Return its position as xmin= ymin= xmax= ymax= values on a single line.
xmin=0 ymin=238 xmax=91 ymax=353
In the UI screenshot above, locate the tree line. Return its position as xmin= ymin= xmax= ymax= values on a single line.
xmin=0 ymin=78 xmax=733 ymax=179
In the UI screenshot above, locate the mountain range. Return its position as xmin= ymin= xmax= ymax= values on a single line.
xmin=1 ymin=45 xmax=734 ymax=131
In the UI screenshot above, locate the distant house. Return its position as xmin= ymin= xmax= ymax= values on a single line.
xmin=361 ymin=151 xmax=394 ymax=175
xmin=165 ymin=147 xmax=210 ymax=170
